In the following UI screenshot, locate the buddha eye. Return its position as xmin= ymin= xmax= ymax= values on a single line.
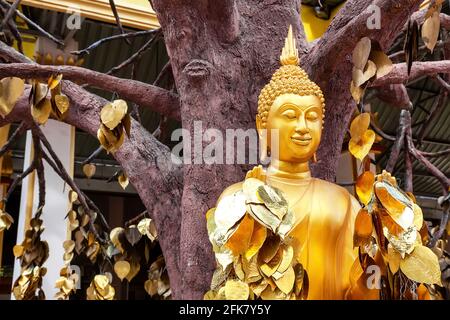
xmin=281 ymin=109 xmax=296 ymax=119
xmin=306 ymin=111 xmax=319 ymax=121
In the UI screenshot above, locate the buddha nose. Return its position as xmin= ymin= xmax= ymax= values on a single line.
xmin=295 ymin=116 xmax=309 ymax=134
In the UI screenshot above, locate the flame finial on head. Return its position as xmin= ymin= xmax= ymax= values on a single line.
xmin=280 ymin=25 xmax=299 ymax=66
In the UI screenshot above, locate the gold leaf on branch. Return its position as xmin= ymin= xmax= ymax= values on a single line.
xmin=0 ymin=77 xmax=25 ymax=118
xmin=68 ymin=190 xmax=78 ymax=203
xmin=350 ymin=81 xmax=364 ymax=104
xmin=352 ymin=37 xmax=371 ymax=70
xmin=422 ymin=11 xmax=440 ymax=52
xmin=387 ymin=244 xmax=401 ymax=274
xmin=63 ymin=240 xmax=75 ymax=253
xmin=369 ymin=51 xmax=393 ymax=78
xmin=225 ymin=214 xmax=254 ymax=255
xmin=244 ymin=221 xmax=267 ymax=260
xmin=243 ymin=177 xmax=265 ymax=204
xmin=13 ymin=244 xmax=24 ymax=258
xmin=354 ymin=209 xmax=373 ymax=247
xmin=214 ymin=191 xmax=247 ymax=233
xmin=118 ymin=173 xmax=129 ymax=190
xmin=356 ymin=171 xmax=375 ymax=205
xmin=274 ymin=265 xmax=295 ymax=294
xmin=100 ymin=99 xmax=128 ymax=130
xmin=82 ymin=163 xmax=96 ymax=179
xmin=349 ymin=113 xmax=376 ymax=160
xmin=256 ymin=184 xmax=288 ymax=220
xmin=114 ymin=260 xmax=130 ymax=281
xmin=125 ymin=257 xmax=141 ymax=282
xmin=352 ymin=60 xmax=377 ymax=87
xmin=54 ymin=94 xmax=70 ymax=114
xmin=224 ymin=280 xmax=249 ymax=300
xmin=0 ymin=210 xmax=14 ymax=231
xmin=110 ymin=227 xmax=125 ymax=253
xmin=48 ymin=74 xmax=63 ymax=90
xmin=97 ymin=123 xmax=125 ymax=153
xmin=400 ymin=245 xmax=442 ymax=285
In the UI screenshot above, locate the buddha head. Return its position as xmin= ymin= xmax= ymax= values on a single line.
xmin=256 ymin=26 xmax=325 ymax=164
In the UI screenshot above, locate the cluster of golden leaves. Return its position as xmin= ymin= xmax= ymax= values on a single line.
xmin=67 ymin=191 xmax=101 ymax=264
xmin=350 ymin=37 xmax=393 ymax=104
xmin=109 ymin=218 xmax=158 ymax=283
xmin=97 ymin=100 xmax=130 ymax=153
xmin=0 ymin=208 xmax=14 ymax=232
xmin=86 ymin=275 xmax=115 ymax=300
xmin=30 ymin=75 xmax=70 ymax=124
xmin=351 ymin=170 xmax=442 ymax=299
xmin=55 ymin=266 xmax=79 ymax=300
xmin=0 ymin=77 xmax=24 ymax=118
xmin=205 ymin=175 xmax=308 ymax=300
xmin=422 ymin=0 xmax=444 ymax=52
xmin=348 ymin=113 xmax=376 ymax=160
xmin=34 ymin=52 xmax=84 ymax=67
xmin=144 ymin=255 xmax=171 ymax=299
xmin=12 ymin=218 xmax=49 ymax=300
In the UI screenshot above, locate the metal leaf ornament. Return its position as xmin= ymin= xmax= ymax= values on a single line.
xmin=97 ymin=99 xmax=131 ymax=153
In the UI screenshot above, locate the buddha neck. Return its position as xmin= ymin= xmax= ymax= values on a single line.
xmin=267 ymin=159 xmax=312 ymax=181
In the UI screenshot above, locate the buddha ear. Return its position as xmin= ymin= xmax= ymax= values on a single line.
xmin=256 ymin=115 xmax=264 ymax=138
xmin=256 ymin=115 xmax=269 ymax=163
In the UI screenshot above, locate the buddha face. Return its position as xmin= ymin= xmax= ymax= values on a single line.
xmin=257 ymin=93 xmax=323 ymax=163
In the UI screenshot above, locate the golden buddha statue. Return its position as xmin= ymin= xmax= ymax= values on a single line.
xmin=204 ymin=26 xmax=361 ymax=300
xmin=205 ymin=26 xmax=442 ymax=301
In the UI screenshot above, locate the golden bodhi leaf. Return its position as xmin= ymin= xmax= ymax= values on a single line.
xmin=114 ymin=260 xmax=130 ymax=281
xmin=356 ymin=171 xmax=375 ymax=205
xmin=352 ymin=37 xmax=371 ymax=70
xmin=422 ymin=11 xmax=440 ymax=52
xmin=225 ymin=214 xmax=254 ymax=255
xmin=350 ymin=81 xmax=364 ymax=104
xmin=0 ymin=210 xmax=14 ymax=231
xmin=349 ymin=113 xmax=375 ymax=160
xmin=369 ymin=51 xmax=393 ymax=78
xmin=352 ymin=60 xmax=376 ymax=88
xmin=274 ymin=266 xmax=295 ymax=294
xmin=354 ymin=209 xmax=373 ymax=247
xmin=224 ymin=280 xmax=249 ymax=300
xmin=244 ymin=222 xmax=267 ymax=260
xmin=214 ymin=191 xmax=247 ymax=232
xmin=68 ymin=190 xmax=78 ymax=203
xmin=256 ymin=185 xmax=288 ymax=220
xmin=48 ymin=74 xmax=63 ymax=90
xmin=101 ymin=99 xmax=128 ymax=130
xmin=0 ymin=77 xmax=25 ymax=118
xmin=400 ymin=245 xmax=442 ymax=285
xmin=83 ymin=163 xmax=96 ymax=179
xmin=387 ymin=244 xmax=401 ymax=274
xmin=118 ymin=173 xmax=129 ymax=190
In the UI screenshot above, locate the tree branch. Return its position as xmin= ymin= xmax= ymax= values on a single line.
xmin=108 ymin=0 xmax=131 ymax=46
xmin=0 ymin=121 xmax=27 ymax=158
xmin=0 ymin=62 xmax=181 ymax=120
xmin=0 ymin=0 xmax=64 ymax=46
xmin=373 ymin=61 xmax=450 ymax=86
xmin=386 ymin=110 xmax=407 ymax=173
xmin=71 ymin=29 xmax=159 ymax=56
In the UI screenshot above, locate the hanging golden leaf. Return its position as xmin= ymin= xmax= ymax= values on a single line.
xmin=214 ymin=191 xmax=247 ymax=233
xmin=114 ymin=260 xmax=131 ymax=281
xmin=417 ymin=283 xmax=431 ymax=300
xmin=118 ymin=173 xmax=129 ymax=190
xmin=350 ymin=80 xmax=364 ymax=104
xmin=400 ymin=245 xmax=442 ymax=285
xmin=110 ymin=227 xmax=125 ymax=253
xmin=352 ymin=60 xmax=377 ymax=88
xmin=54 ymin=94 xmax=69 ymax=114
xmin=352 ymin=37 xmax=371 ymax=70
xmin=369 ymin=51 xmax=393 ymax=78
xmin=48 ymin=74 xmax=63 ymax=90
xmin=82 ymin=163 xmax=96 ymax=179
xmin=0 ymin=77 xmax=25 ymax=118
xmin=422 ymin=11 xmax=440 ymax=52
xmin=125 ymin=225 xmax=142 ymax=246
xmin=244 ymin=222 xmax=267 ymax=260
xmin=243 ymin=177 xmax=265 ymax=204
xmin=225 ymin=214 xmax=254 ymax=255
xmin=68 ymin=190 xmax=78 ymax=203
xmin=354 ymin=209 xmax=373 ymax=247
xmin=125 ymin=257 xmax=141 ymax=282
xmin=13 ymin=244 xmax=24 ymax=258
xmin=349 ymin=129 xmax=375 ymax=160
xmin=0 ymin=210 xmax=14 ymax=231
xmin=97 ymin=123 xmax=125 ymax=153
xmin=356 ymin=171 xmax=375 ymax=205
xmin=63 ymin=240 xmax=75 ymax=253
xmin=274 ymin=266 xmax=295 ymax=294
xmin=387 ymin=244 xmax=401 ymax=274
xmin=100 ymin=99 xmax=128 ymax=130
xmin=224 ymin=280 xmax=249 ymax=300
xmin=256 ymin=184 xmax=288 ymax=220
xmin=375 ymin=181 xmax=413 ymax=230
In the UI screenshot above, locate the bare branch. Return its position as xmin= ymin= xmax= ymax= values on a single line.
xmin=108 ymin=0 xmax=131 ymax=46
xmin=106 ymin=31 xmax=160 ymax=75
xmin=0 ymin=0 xmax=20 ymax=30
xmin=31 ymin=132 xmax=45 ymax=215
xmin=0 ymin=0 xmax=64 ymax=46
xmin=386 ymin=110 xmax=408 ymax=172
xmin=373 ymin=61 xmax=450 ymax=86
xmin=0 ymin=62 xmax=181 ymax=120
xmin=418 ymin=148 xmax=450 ymax=158
xmin=416 ymin=91 xmax=447 ymax=145
xmin=81 ymin=146 xmax=104 ymax=166
xmin=71 ymin=29 xmax=158 ymax=56
xmin=0 ymin=121 xmax=27 ymax=158
xmin=4 ymin=159 xmax=36 ymax=203
xmin=153 ymin=61 xmax=172 ymax=87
